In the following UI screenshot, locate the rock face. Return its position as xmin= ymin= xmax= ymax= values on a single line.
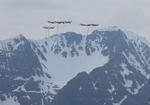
xmin=1 ymin=26 xmax=150 ymax=105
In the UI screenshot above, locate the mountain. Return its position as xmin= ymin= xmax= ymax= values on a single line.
xmin=51 ymin=27 xmax=150 ymax=105
xmin=1 ymin=26 xmax=150 ymax=105
xmin=0 ymin=35 xmax=55 ymax=105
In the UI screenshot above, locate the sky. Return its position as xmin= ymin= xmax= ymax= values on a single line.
xmin=0 ymin=0 xmax=150 ymax=40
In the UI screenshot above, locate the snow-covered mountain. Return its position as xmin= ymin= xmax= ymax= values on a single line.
xmin=51 ymin=28 xmax=150 ymax=105
xmin=1 ymin=26 xmax=150 ymax=105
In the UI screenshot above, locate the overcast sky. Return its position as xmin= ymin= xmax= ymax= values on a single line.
xmin=0 ymin=0 xmax=150 ymax=40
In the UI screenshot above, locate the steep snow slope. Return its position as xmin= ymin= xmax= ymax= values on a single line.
xmin=33 ymin=32 xmax=109 ymax=87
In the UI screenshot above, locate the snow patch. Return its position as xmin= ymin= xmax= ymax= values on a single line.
xmin=98 ymin=26 xmax=120 ymax=32
xmin=113 ymin=95 xmax=127 ymax=105
xmin=108 ymin=84 xmax=115 ymax=94
xmin=0 ymin=96 xmax=20 ymax=105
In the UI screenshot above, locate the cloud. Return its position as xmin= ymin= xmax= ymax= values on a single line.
xmin=0 ymin=0 xmax=150 ymax=39
xmin=0 ymin=0 xmax=66 ymax=9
